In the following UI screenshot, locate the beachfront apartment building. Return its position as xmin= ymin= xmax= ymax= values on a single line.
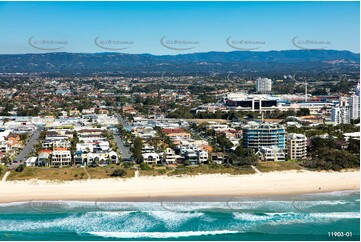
xmin=256 ymin=77 xmax=272 ymax=93
xmin=242 ymin=123 xmax=285 ymax=151
xmin=286 ymin=133 xmax=307 ymax=160
xmin=50 ymin=148 xmax=72 ymax=167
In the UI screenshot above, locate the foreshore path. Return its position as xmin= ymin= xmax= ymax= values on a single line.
xmin=251 ymin=165 xmax=262 ymax=175
xmin=1 ymin=171 xmax=10 ymax=183
xmin=83 ymin=167 xmax=91 ymax=180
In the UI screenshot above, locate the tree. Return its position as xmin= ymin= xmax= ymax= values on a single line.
xmin=110 ymin=168 xmax=127 ymax=177
xmin=15 ymin=164 xmax=26 ymax=172
xmin=215 ymin=134 xmax=233 ymax=151
xmin=296 ymin=108 xmax=310 ymax=116
xmin=303 ymin=147 xmax=359 ymax=171
xmin=140 ymin=162 xmax=151 ymax=171
xmin=310 ymin=137 xmax=336 ymax=152
xmin=132 ymin=137 xmax=143 ymax=162
xmin=348 ymin=139 xmax=360 ymax=154
xmin=1 ymin=154 xmax=11 ymax=165
xmin=230 ymin=146 xmax=258 ymax=166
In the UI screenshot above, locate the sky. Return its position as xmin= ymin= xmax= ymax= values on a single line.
xmin=0 ymin=1 xmax=359 ymax=54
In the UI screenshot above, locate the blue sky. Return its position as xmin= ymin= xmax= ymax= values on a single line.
xmin=0 ymin=1 xmax=359 ymax=54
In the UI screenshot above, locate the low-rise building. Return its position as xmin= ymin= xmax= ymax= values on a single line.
xmin=142 ymin=152 xmax=159 ymax=164
xmin=257 ymin=146 xmax=285 ymax=162
xmin=163 ymin=148 xmax=177 ymax=164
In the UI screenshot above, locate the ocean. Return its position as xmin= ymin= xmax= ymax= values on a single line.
xmin=0 ymin=191 xmax=359 ymax=241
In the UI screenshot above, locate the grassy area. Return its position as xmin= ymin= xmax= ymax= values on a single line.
xmin=86 ymin=165 xmax=135 ymax=179
xmin=7 ymin=167 xmax=89 ymax=181
xmin=6 ymin=161 xmax=305 ymax=181
xmin=256 ymin=161 xmax=303 ymax=173
xmin=0 ymin=165 xmax=7 ymax=179
xmin=7 ymin=165 xmax=135 ymax=181
xmin=168 ymin=164 xmax=255 ymax=176
xmin=139 ymin=166 xmax=169 ymax=176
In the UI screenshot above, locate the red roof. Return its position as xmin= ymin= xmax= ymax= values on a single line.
xmin=161 ymin=128 xmax=185 ymax=134
xmin=38 ymin=149 xmax=53 ymax=154
xmin=54 ymin=148 xmax=69 ymax=151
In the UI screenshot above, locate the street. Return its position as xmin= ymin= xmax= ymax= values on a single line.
xmin=114 ymin=134 xmax=132 ymax=160
xmin=114 ymin=113 xmax=132 ymax=160
xmin=10 ymin=127 xmax=43 ymax=169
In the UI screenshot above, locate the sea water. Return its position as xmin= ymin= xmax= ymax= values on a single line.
xmin=0 ymin=191 xmax=359 ymax=241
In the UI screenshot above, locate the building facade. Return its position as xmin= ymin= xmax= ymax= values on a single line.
xmin=286 ymin=133 xmax=307 ymax=160
xmin=242 ymin=123 xmax=285 ymax=151
xmin=51 ymin=148 xmax=72 ymax=167
xmin=257 ymin=146 xmax=285 ymax=162
xmin=331 ymin=106 xmax=351 ymax=124
xmin=349 ymin=94 xmax=360 ymax=121
xmin=256 ymin=77 xmax=272 ymax=93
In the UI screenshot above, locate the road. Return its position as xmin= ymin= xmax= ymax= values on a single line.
xmin=114 ymin=114 xmax=132 ymax=160
xmin=115 ymin=113 xmax=129 ymax=126
xmin=10 ymin=127 xmax=43 ymax=169
xmin=114 ymin=135 xmax=132 ymax=160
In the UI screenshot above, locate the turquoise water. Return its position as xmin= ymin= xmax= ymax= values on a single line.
xmin=0 ymin=191 xmax=359 ymax=241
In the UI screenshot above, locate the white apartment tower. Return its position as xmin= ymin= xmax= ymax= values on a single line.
xmin=331 ymin=106 xmax=351 ymax=124
xmin=349 ymin=94 xmax=360 ymax=121
xmin=286 ymin=133 xmax=307 ymax=160
xmin=331 ymin=95 xmax=358 ymax=124
xmin=256 ymin=77 xmax=272 ymax=93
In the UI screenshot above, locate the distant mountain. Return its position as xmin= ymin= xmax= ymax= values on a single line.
xmin=0 ymin=50 xmax=359 ymax=75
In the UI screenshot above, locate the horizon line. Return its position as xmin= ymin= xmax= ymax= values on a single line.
xmin=0 ymin=49 xmax=360 ymax=56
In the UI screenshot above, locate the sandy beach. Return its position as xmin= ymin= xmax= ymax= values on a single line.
xmin=0 ymin=170 xmax=359 ymax=203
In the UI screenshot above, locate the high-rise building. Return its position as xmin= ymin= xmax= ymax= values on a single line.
xmin=256 ymin=77 xmax=272 ymax=93
xmin=331 ymin=106 xmax=351 ymax=124
xmin=331 ymin=96 xmax=356 ymax=124
xmin=242 ymin=123 xmax=285 ymax=151
xmin=349 ymin=94 xmax=360 ymax=121
xmin=286 ymin=133 xmax=307 ymax=160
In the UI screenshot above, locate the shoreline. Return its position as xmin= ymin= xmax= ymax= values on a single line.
xmin=0 ymin=170 xmax=359 ymax=203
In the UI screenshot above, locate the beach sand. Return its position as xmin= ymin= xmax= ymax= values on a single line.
xmin=0 ymin=170 xmax=359 ymax=203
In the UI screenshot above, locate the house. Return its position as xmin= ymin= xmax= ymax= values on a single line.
xmin=167 ymin=132 xmax=191 ymax=140
xmin=25 ymin=157 xmax=37 ymax=167
xmin=197 ymin=150 xmax=208 ymax=163
xmin=257 ymin=146 xmax=285 ymax=162
xmin=184 ymin=149 xmax=198 ymax=164
xmin=142 ymin=145 xmax=155 ymax=153
xmin=108 ymin=151 xmax=119 ymax=163
xmin=142 ymin=153 xmax=159 ymax=164
xmin=87 ymin=152 xmax=110 ymax=166
xmin=37 ymin=149 xmax=52 ymax=166
xmin=210 ymin=152 xmax=226 ymax=164
xmin=42 ymin=138 xmax=71 ymax=149
xmin=74 ymin=150 xmax=86 ymax=166
xmin=161 ymin=128 xmax=185 ymax=134
xmin=163 ymin=147 xmax=177 ymax=164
